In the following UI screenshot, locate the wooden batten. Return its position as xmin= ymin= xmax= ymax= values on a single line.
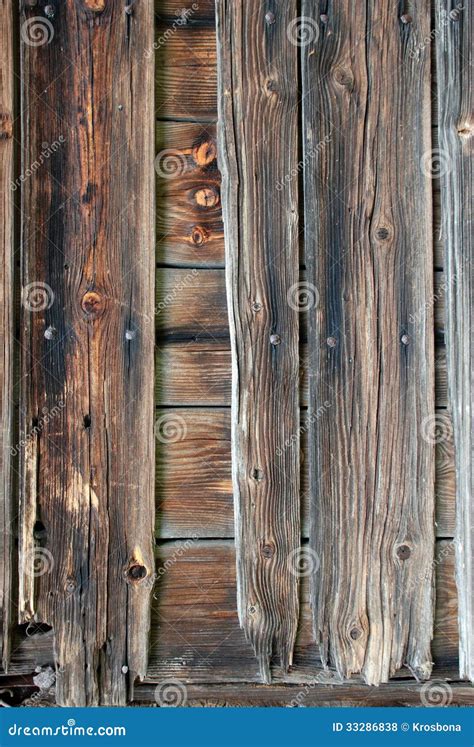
xmin=436 ymin=0 xmax=474 ymax=683
xmin=19 ymin=0 xmax=155 ymax=705
xmin=216 ymin=1 xmax=301 ymax=682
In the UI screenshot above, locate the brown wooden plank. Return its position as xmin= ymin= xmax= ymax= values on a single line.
xmin=0 ymin=0 xmax=14 ymax=673
xmin=302 ymin=2 xmax=435 ymax=684
xmin=156 ymin=122 xmax=224 ymax=267
xmin=436 ymin=0 xmax=474 ymax=683
xmin=146 ymin=540 xmax=457 ymax=683
xmin=156 ymin=67 xmax=217 ymax=122
xmin=135 ymin=679 xmax=474 ymax=706
xmin=216 ymin=0 xmax=300 ymax=682
xmin=156 ymin=341 xmax=448 ymax=408
xmin=19 ymin=0 xmax=155 ymax=706
xmin=155 ymin=0 xmax=215 ymax=23
xmin=156 ymin=408 xmax=454 ymax=540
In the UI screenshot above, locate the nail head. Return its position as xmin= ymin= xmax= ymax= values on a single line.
xmin=270 ymin=334 xmax=281 ymax=346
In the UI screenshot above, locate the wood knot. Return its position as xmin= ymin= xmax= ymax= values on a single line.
xmin=333 ymin=67 xmax=353 ymax=89
xmin=194 ymin=186 xmax=220 ymax=208
xmin=65 ymin=577 xmax=77 ymax=594
xmin=127 ymin=564 xmax=147 ymax=582
xmin=0 ymin=113 xmax=13 ymax=140
xmin=81 ymin=291 xmax=105 ymax=319
xmin=252 ymin=301 xmax=262 ymax=312
xmin=190 ymin=226 xmax=209 ymax=246
xmin=261 ymin=544 xmax=275 ymax=559
xmin=252 ymin=468 xmax=264 ymax=481
xmin=83 ymin=0 xmax=105 ymax=11
xmin=396 ymin=544 xmax=411 ymax=560
xmin=349 ymin=627 xmax=362 ymax=640
xmin=375 ymin=226 xmax=391 ymax=241
xmin=192 ymin=140 xmax=217 ymax=167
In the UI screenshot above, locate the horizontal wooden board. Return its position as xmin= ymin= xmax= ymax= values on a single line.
xmin=134 ymin=680 xmax=473 ymax=707
xmin=156 ymin=340 xmax=448 ymax=408
xmin=156 ymin=67 xmax=217 ymax=121
xmin=155 ymin=0 xmax=215 ymax=23
xmin=146 ymin=540 xmax=458 ymax=682
xmin=156 ymin=123 xmax=224 ymax=267
xmin=156 ymin=409 xmax=454 ymax=539
xmin=156 ymin=269 xmax=447 ymax=339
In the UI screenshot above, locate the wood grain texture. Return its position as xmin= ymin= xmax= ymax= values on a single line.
xmin=0 ymin=0 xmax=14 ymax=673
xmin=155 ymin=0 xmax=215 ymax=24
xmin=155 ymin=408 xmax=454 ymax=539
xmin=436 ymin=0 xmax=474 ymax=682
xmin=156 ymin=123 xmax=224 ymax=267
xmin=155 ymin=340 xmax=448 ymax=408
xmin=146 ymin=541 xmax=458 ymax=683
xmin=19 ymin=0 xmax=155 ymax=705
xmin=216 ymin=0 xmax=300 ymax=682
xmin=302 ymin=1 xmax=436 ymax=684
xmin=135 ymin=679 xmax=474 ymax=707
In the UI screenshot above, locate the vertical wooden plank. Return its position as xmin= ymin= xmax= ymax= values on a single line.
xmin=19 ymin=0 xmax=155 ymax=705
xmin=0 ymin=0 xmax=14 ymax=672
xmin=302 ymin=2 xmax=436 ymax=683
xmin=436 ymin=0 xmax=473 ymax=682
xmin=216 ymin=1 xmax=300 ymax=681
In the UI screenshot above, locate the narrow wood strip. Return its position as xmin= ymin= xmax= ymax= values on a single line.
xmin=19 ymin=0 xmax=155 ymax=705
xmin=0 ymin=0 xmax=14 ymax=673
xmin=302 ymin=2 xmax=436 ymax=684
xmin=135 ymin=680 xmax=474 ymax=707
xmin=155 ymin=340 xmax=448 ymax=408
xmin=436 ymin=0 xmax=474 ymax=682
xmin=216 ymin=0 xmax=300 ymax=682
xmin=155 ymin=408 xmax=454 ymax=540
xmin=145 ymin=540 xmax=457 ymax=683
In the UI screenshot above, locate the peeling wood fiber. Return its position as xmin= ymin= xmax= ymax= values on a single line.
xmin=19 ymin=0 xmax=155 ymax=706
xmin=302 ymin=0 xmax=436 ymax=684
xmin=436 ymin=0 xmax=474 ymax=683
xmin=216 ymin=0 xmax=301 ymax=682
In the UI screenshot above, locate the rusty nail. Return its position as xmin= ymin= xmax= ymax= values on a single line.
xmin=122 ymin=665 xmax=129 ymax=674
xmin=397 ymin=544 xmax=411 ymax=560
xmin=125 ymin=329 xmax=136 ymax=340
xmin=401 ymin=333 xmax=410 ymax=346
xmin=44 ymin=5 xmax=55 ymax=18
xmin=270 ymin=333 xmax=281 ymax=346
xmin=320 ymin=13 xmax=329 ymax=23
xmin=44 ymin=326 xmax=57 ymax=340
xmin=265 ymin=11 xmax=276 ymax=25
xmin=327 ymin=336 xmax=337 ymax=348
xmin=401 ymin=14 xmax=412 ymax=24
xmin=118 ymin=104 xmax=124 ymax=111
xmin=125 ymin=4 xmax=133 ymax=14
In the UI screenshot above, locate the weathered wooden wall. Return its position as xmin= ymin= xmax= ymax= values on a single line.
xmin=0 ymin=0 xmax=472 ymax=708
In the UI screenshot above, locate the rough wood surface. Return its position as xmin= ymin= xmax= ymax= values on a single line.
xmin=155 ymin=408 xmax=454 ymax=540
xmin=155 ymin=340 xmax=448 ymax=408
xmin=302 ymin=1 xmax=436 ymax=684
xmin=0 ymin=0 xmax=14 ymax=673
xmin=436 ymin=0 xmax=473 ymax=683
xmin=135 ymin=680 xmax=473 ymax=707
xmin=216 ymin=0 xmax=300 ymax=682
xmin=145 ymin=541 xmax=458 ymax=683
xmin=19 ymin=0 xmax=155 ymax=705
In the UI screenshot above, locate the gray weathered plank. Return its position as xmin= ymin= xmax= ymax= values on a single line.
xmin=19 ymin=0 xmax=155 ymax=705
xmin=0 ymin=0 xmax=14 ymax=673
xmin=216 ymin=0 xmax=300 ymax=682
xmin=436 ymin=0 xmax=474 ymax=682
xmin=302 ymin=1 xmax=436 ymax=684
